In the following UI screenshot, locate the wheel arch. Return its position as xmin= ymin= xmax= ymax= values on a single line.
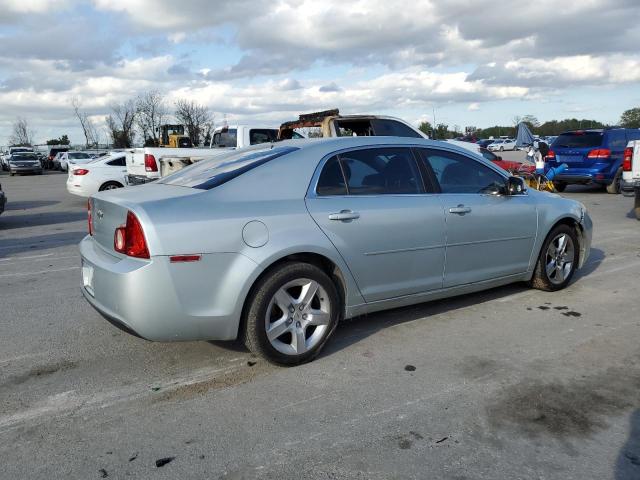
xmin=237 ymin=251 xmax=351 ymax=340
xmin=99 ymin=180 xmax=124 ymax=191
xmin=535 ymin=215 xmax=587 ymax=270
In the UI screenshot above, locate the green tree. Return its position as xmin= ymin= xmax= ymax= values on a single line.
xmin=620 ymin=107 xmax=640 ymax=128
xmin=46 ymin=135 xmax=71 ymax=146
xmin=418 ymin=121 xmax=432 ymax=137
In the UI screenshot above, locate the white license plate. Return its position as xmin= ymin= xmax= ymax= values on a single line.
xmin=82 ymin=261 xmax=94 ymax=294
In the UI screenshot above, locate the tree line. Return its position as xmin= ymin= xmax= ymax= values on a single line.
xmin=72 ymin=91 xmax=214 ymax=148
xmin=7 ymin=103 xmax=640 ymax=148
xmin=419 ymin=107 xmax=640 ymax=140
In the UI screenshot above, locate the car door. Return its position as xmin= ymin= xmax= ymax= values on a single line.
xmin=306 ymin=146 xmax=446 ymax=302
xmin=416 ymin=148 xmax=538 ymax=288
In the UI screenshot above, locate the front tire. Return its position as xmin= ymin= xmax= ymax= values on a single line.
xmin=530 ymin=224 xmax=579 ymax=291
xmin=242 ymin=262 xmax=340 ymax=365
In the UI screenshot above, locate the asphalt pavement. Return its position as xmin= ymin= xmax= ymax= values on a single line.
xmin=1 ymin=164 xmax=639 ymax=480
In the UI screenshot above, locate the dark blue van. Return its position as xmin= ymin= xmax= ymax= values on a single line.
xmin=546 ymin=128 xmax=640 ymax=193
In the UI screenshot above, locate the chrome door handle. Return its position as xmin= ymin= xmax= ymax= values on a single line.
xmin=449 ymin=205 xmax=472 ymax=214
xmin=328 ymin=210 xmax=360 ymax=221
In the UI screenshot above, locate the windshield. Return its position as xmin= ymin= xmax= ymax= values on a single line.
xmin=552 ymin=132 xmax=603 ymax=149
xmin=160 ymin=146 xmax=299 ymax=190
xmin=13 ymin=153 xmax=38 ymax=160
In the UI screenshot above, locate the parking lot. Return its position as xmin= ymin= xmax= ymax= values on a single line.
xmin=1 ymin=162 xmax=640 ymax=480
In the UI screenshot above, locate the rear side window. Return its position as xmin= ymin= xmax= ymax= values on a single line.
xmin=160 ymin=146 xmax=299 ymax=190
xmin=250 ymin=129 xmax=277 ymax=145
xmin=316 ymin=156 xmax=347 ymax=196
xmin=319 ymin=147 xmax=423 ymax=195
xmin=371 ymin=119 xmax=423 ymax=138
xmin=107 ymin=157 xmax=126 ymax=166
xmin=213 ymin=129 xmax=238 ymax=148
xmin=552 ymin=132 xmax=603 ymax=148
xmin=418 ymin=149 xmax=506 ymax=194
xmin=606 ymin=130 xmax=628 ymax=150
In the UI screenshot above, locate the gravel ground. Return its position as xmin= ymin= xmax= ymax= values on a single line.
xmin=1 ymin=168 xmax=639 ymax=480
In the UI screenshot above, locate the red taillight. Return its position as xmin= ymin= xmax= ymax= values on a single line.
xmin=587 ymin=148 xmax=611 ymax=159
xmin=144 ymin=154 xmax=157 ymax=172
xmin=545 ymin=150 xmax=555 ymax=160
xmin=114 ymin=211 xmax=150 ymax=259
xmin=73 ymin=168 xmax=89 ymax=175
xmin=87 ymin=199 xmax=94 ymax=236
xmin=623 ymin=147 xmax=633 ymax=172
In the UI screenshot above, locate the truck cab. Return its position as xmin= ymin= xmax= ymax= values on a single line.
xmin=210 ymin=125 xmax=279 ymax=149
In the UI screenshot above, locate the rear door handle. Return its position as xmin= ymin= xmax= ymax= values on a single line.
xmin=449 ymin=205 xmax=472 ymax=215
xmin=329 ymin=210 xmax=360 ymax=221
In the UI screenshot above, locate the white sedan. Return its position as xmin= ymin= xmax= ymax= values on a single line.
xmin=66 ymin=153 xmax=127 ymax=197
xmin=487 ymin=139 xmax=517 ymax=151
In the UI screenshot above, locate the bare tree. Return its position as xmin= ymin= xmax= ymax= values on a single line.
xmin=71 ymin=97 xmax=99 ymax=148
xmin=136 ymin=90 xmax=167 ymax=147
xmin=8 ymin=117 xmax=34 ymax=146
xmin=106 ymin=100 xmax=137 ymax=148
xmin=175 ymin=99 xmax=211 ymax=146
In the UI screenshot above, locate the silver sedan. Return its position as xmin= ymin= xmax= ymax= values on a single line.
xmin=80 ymin=137 xmax=592 ymax=365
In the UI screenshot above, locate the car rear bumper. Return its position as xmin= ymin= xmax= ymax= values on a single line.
xmin=9 ymin=166 xmax=42 ymax=174
xmin=621 ymin=178 xmax=640 ymax=197
xmin=79 ymin=235 xmax=260 ymax=342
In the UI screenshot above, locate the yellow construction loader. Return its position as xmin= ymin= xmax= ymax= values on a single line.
xmin=157 ymin=125 xmax=192 ymax=148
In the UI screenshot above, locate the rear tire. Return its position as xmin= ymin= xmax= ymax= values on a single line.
xmin=99 ymin=181 xmax=124 ymax=191
xmin=242 ymin=262 xmax=340 ymax=365
xmin=606 ymin=168 xmax=622 ymax=194
xmin=530 ymin=224 xmax=579 ymax=292
xmin=553 ymin=181 xmax=567 ymax=192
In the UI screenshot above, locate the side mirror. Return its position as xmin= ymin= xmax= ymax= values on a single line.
xmin=507 ymin=176 xmax=526 ymax=195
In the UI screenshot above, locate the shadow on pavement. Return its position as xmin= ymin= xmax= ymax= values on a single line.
xmin=323 ymin=282 xmax=530 ymax=358
xmin=5 ymin=200 xmax=60 ymax=210
xmin=615 ymin=409 xmax=640 ymax=479
xmin=574 ymin=247 xmax=605 ymax=279
xmin=0 ymin=231 xmax=85 ymax=257
xmin=0 ymin=211 xmax=86 ymax=230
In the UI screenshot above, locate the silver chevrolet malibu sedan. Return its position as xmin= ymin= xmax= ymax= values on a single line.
xmin=80 ymin=137 xmax=592 ymax=365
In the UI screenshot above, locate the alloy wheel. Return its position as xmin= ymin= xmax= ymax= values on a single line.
xmin=265 ymin=278 xmax=331 ymax=356
xmin=545 ymin=233 xmax=575 ymax=285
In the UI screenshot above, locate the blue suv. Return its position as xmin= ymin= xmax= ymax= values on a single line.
xmin=546 ymin=128 xmax=640 ymax=193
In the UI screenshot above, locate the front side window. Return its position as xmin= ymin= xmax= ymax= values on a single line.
xmin=418 ymin=149 xmax=506 ymax=194
xmin=334 ymin=147 xmax=423 ymax=195
xmin=249 ymin=129 xmax=277 ymax=145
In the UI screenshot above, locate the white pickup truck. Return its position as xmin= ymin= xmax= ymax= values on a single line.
xmin=621 ymin=140 xmax=640 ymax=220
xmin=126 ymin=124 xmax=278 ymax=185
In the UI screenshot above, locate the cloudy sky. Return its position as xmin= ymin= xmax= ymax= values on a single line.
xmin=1 ymin=0 xmax=639 ymax=145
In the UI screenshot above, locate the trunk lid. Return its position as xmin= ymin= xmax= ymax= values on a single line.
xmin=90 ymin=183 xmax=200 ymax=255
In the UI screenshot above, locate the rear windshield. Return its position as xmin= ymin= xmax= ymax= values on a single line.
xmin=69 ymin=152 xmax=90 ymax=159
xmin=552 ymin=132 xmax=603 ymax=149
xmin=159 ymin=146 xmax=299 ymax=190
xmin=213 ymin=129 xmax=237 ymax=148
